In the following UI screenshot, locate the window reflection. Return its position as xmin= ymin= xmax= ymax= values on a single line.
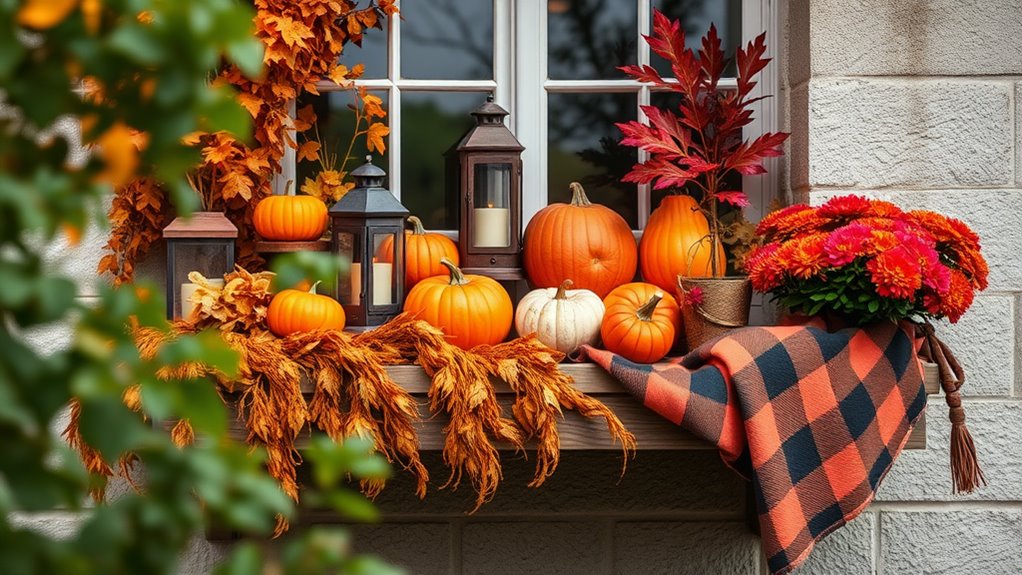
xmin=296 ymin=91 xmax=389 ymax=199
xmin=548 ymin=92 xmax=638 ymax=228
xmin=339 ymin=29 xmax=387 ymax=79
xmin=548 ymin=0 xmax=637 ymax=80
xmin=652 ymin=0 xmax=742 ymax=77
xmin=401 ymin=0 xmax=494 ymax=80
xmin=401 ymin=92 xmax=480 ymax=230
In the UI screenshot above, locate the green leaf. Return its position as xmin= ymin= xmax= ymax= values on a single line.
xmin=226 ymin=40 xmax=264 ymax=80
xmin=107 ymin=25 xmax=166 ymax=65
xmin=77 ymin=397 xmax=149 ymax=459
xmin=215 ymin=543 xmax=263 ymax=575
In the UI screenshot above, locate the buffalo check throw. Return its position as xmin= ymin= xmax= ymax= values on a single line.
xmin=580 ymin=319 xmax=927 ymax=575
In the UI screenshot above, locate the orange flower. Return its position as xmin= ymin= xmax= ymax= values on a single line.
xmin=938 ymin=270 xmax=975 ymax=323
xmin=783 ymin=234 xmax=828 ymax=280
xmin=817 ymin=194 xmax=873 ymax=220
xmin=746 ymin=243 xmax=784 ymax=291
xmin=866 ymin=247 xmax=922 ymax=300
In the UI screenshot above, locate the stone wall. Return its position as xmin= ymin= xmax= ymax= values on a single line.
xmin=786 ymin=1 xmax=1022 ymax=573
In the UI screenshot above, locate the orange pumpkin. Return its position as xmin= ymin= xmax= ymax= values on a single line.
xmin=253 ymin=186 xmax=328 ymax=241
xmin=376 ymin=215 xmax=459 ymax=289
xmin=403 ymin=258 xmax=512 ymax=350
xmin=266 ymin=283 xmax=345 ymax=336
xmin=639 ymin=194 xmax=726 ymax=292
xmin=600 ymin=282 xmax=680 ymax=363
xmin=523 ymin=182 xmax=637 ymax=298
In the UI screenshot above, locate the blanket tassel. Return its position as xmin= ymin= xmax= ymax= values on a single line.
xmin=921 ymin=321 xmax=986 ymax=494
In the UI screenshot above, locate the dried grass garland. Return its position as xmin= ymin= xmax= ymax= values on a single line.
xmin=65 ymin=273 xmax=635 ymax=525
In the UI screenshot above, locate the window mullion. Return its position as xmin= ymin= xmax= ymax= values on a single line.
xmin=515 ymin=0 xmax=546 ymax=225
xmin=637 ymin=0 xmax=651 ymax=229
xmin=388 ymin=4 xmax=401 ymax=200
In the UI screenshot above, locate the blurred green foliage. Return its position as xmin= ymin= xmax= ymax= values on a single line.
xmin=0 ymin=1 xmax=397 ymax=573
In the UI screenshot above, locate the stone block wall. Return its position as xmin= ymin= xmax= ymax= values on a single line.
xmin=786 ymin=1 xmax=1022 ymax=573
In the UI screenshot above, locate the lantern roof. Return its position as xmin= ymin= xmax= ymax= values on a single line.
xmin=162 ymin=211 xmax=238 ymax=239
xmin=330 ymin=157 xmax=409 ymax=217
xmin=455 ymin=95 xmax=525 ymax=153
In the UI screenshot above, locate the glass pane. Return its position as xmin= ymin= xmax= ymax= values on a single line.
xmin=401 ymin=92 xmax=480 ymax=230
xmin=651 ymin=0 xmax=742 ymax=77
xmin=339 ymin=26 xmax=388 ymax=79
xmin=371 ymin=233 xmax=396 ymax=306
xmin=336 ymin=231 xmax=360 ymax=306
xmin=548 ymin=92 xmax=638 ymax=228
xmin=647 ymin=90 xmax=742 ymax=213
xmin=296 ymin=91 xmax=389 ymax=200
xmin=548 ymin=0 xmax=637 ymax=80
xmin=172 ymin=242 xmax=229 ymax=319
xmin=401 ymin=0 xmax=493 ymax=80
xmin=472 ymin=163 xmax=512 ymax=248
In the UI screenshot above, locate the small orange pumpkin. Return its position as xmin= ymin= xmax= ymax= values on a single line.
xmin=377 ymin=215 xmax=459 ymax=289
xmin=403 ymin=258 xmax=512 ymax=350
xmin=600 ymin=282 xmax=680 ymax=363
xmin=523 ymin=182 xmax=637 ymax=298
xmin=639 ymin=194 xmax=725 ymax=292
xmin=266 ymin=283 xmax=345 ymax=336
xmin=253 ymin=184 xmax=328 ymax=241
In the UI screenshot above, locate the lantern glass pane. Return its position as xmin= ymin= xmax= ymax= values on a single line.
xmin=171 ymin=241 xmax=230 ymax=320
xmin=471 ymin=162 xmax=512 ymax=248
xmin=336 ymin=231 xmax=361 ymax=306
xmin=371 ymin=233 xmax=397 ymax=307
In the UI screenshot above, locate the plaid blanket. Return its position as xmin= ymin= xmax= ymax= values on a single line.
xmin=580 ymin=319 xmax=927 ymax=575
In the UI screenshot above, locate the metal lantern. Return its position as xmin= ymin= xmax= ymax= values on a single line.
xmin=448 ymin=95 xmax=525 ymax=278
xmin=162 ymin=212 xmax=238 ymax=319
xmin=330 ymin=156 xmax=408 ymax=329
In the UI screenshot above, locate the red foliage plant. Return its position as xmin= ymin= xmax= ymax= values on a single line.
xmin=617 ymin=10 xmax=789 ymax=275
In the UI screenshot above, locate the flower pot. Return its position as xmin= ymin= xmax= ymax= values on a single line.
xmin=676 ymin=275 xmax=752 ymax=350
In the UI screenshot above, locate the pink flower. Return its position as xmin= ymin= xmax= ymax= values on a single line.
xmin=824 ymin=222 xmax=872 ymax=266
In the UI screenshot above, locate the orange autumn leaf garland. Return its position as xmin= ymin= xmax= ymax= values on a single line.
xmin=101 ymin=0 xmax=397 ymax=283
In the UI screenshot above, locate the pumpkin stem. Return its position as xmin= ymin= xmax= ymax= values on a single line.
xmin=407 ymin=215 xmax=426 ymax=235
xmin=636 ymin=292 xmax=664 ymax=322
xmin=569 ymin=182 xmax=592 ymax=207
xmin=285 ymin=180 xmax=294 ymax=196
xmin=308 ymin=280 xmax=321 ymax=294
xmin=440 ymin=257 xmax=469 ymax=286
xmin=555 ymin=279 xmax=573 ymax=300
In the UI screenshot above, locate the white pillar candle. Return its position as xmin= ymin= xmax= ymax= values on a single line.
xmin=472 ymin=207 xmax=510 ymax=247
xmin=179 ymin=278 xmax=224 ymax=318
xmin=350 ymin=262 xmax=362 ymax=304
xmin=372 ymin=262 xmax=393 ymax=305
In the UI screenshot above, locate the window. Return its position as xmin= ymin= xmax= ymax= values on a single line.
xmin=287 ymin=0 xmax=781 ymax=232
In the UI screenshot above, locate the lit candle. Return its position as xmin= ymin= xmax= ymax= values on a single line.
xmin=179 ymin=278 xmax=224 ymax=318
xmin=350 ymin=262 xmax=362 ymax=304
xmin=472 ymin=204 xmax=510 ymax=247
xmin=372 ymin=260 xmax=393 ymax=305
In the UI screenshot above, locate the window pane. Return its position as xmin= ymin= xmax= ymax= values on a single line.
xmin=548 ymin=92 xmax=638 ymax=228
xmin=548 ymin=0 xmax=637 ymax=80
xmin=400 ymin=92 xmax=481 ymax=230
xmin=296 ymin=91 xmax=389 ymax=199
xmin=339 ymin=28 xmax=388 ymax=79
xmin=401 ymin=0 xmax=494 ymax=80
xmin=651 ymin=0 xmax=742 ymax=77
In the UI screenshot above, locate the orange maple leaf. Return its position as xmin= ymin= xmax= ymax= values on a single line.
xmin=18 ymin=0 xmax=77 ymax=29
xmin=297 ymin=140 xmax=320 ymax=162
xmin=237 ymin=92 xmax=264 ymax=118
xmin=365 ymin=123 xmax=389 ymax=154
xmin=362 ymin=93 xmax=385 ymax=120
xmin=327 ymin=64 xmax=353 ymax=88
xmin=271 ymin=15 xmax=313 ymax=49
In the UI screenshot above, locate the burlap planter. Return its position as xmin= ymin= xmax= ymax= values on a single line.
xmin=677 ymin=276 xmax=752 ymax=351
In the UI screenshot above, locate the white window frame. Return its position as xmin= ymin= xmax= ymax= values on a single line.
xmin=282 ymin=0 xmax=782 ymax=232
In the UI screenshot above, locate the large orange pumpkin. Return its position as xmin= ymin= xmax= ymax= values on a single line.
xmin=639 ymin=194 xmax=725 ymax=292
xmin=523 ymin=182 xmax=637 ymax=298
xmin=403 ymin=258 xmax=513 ymax=350
xmin=266 ymin=283 xmax=345 ymax=336
xmin=600 ymin=282 xmax=680 ymax=363
xmin=376 ymin=215 xmax=459 ymax=290
xmin=253 ymin=187 xmax=328 ymax=241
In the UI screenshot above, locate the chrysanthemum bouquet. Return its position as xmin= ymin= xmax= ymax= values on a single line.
xmin=745 ymin=195 xmax=988 ymax=325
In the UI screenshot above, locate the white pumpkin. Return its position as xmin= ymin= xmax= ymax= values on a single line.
xmin=515 ymin=280 xmax=605 ymax=354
